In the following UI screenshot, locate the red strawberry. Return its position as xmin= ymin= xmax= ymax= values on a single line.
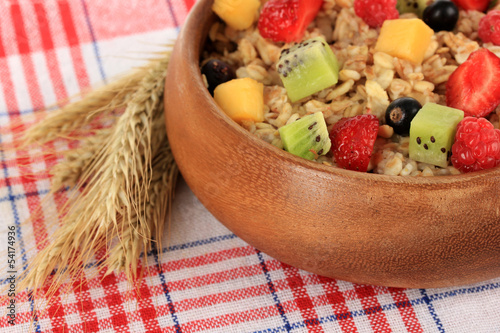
xmin=478 ymin=10 xmax=500 ymax=45
xmin=451 ymin=117 xmax=500 ymax=173
xmin=258 ymin=0 xmax=323 ymax=43
xmin=329 ymin=114 xmax=379 ymax=172
xmin=451 ymin=0 xmax=490 ymax=12
xmin=446 ymin=48 xmax=500 ymax=118
xmin=354 ymin=0 xmax=399 ymax=28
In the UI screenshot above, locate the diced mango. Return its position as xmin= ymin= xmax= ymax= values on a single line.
xmin=212 ymin=0 xmax=260 ymax=31
xmin=375 ymin=18 xmax=434 ymax=64
xmin=214 ymin=77 xmax=264 ymax=123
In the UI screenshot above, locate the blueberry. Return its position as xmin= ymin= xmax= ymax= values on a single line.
xmin=385 ymin=97 xmax=422 ymax=136
xmin=201 ymin=59 xmax=236 ymax=96
xmin=422 ymin=0 xmax=459 ymax=32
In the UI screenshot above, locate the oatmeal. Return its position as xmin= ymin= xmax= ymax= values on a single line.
xmin=202 ymin=0 xmax=500 ymax=176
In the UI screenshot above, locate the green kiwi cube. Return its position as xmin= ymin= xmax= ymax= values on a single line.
xmin=279 ymin=112 xmax=331 ymax=160
xmin=409 ymin=103 xmax=464 ymax=168
xmin=277 ymin=37 xmax=339 ymax=103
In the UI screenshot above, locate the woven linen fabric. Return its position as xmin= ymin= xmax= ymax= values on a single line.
xmin=0 ymin=0 xmax=499 ymax=332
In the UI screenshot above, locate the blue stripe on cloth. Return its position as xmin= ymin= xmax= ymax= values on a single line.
xmin=0 ymin=189 xmax=51 ymax=203
xmin=28 ymin=292 xmax=41 ymax=332
xmin=420 ymin=288 xmax=445 ymax=333
xmin=80 ymin=0 xmax=107 ymax=82
xmin=256 ymin=250 xmax=291 ymax=332
xmin=0 ymin=108 xmax=35 ymax=117
xmin=0 ymin=148 xmax=28 ymax=272
xmin=429 ymin=282 xmax=500 ymax=300
xmin=155 ymin=233 xmax=238 ymax=254
xmin=165 ymin=0 xmax=181 ymax=33
xmin=0 ymin=104 xmax=57 ymax=117
xmin=153 ymin=247 xmax=183 ymax=333
xmin=0 ymin=136 xmax=41 ymax=332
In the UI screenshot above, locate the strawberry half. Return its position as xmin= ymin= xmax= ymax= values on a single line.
xmin=451 ymin=0 xmax=490 ymax=12
xmin=329 ymin=114 xmax=379 ymax=172
xmin=257 ymin=0 xmax=323 ymax=43
xmin=446 ymin=49 xmax=500 ymax=118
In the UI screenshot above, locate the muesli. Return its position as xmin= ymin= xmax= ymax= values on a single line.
xmin=201 ymin=0 xmax=500 ymax=176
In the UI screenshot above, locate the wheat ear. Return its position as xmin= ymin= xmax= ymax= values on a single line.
xmin=17 ymin=52 xmax=175 ymax=300
xmin=49 ymin=127 xmax=113 ymax=191
xmin=106 ymin=139 xmax=178 ymax=281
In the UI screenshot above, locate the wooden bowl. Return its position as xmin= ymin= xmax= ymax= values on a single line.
xmin=164 ymin=0 xmax=500 ymax=288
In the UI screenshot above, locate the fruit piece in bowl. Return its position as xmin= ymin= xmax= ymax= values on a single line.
xmin=279 ymin=112 xmax=332 ymax=161
xmin=213 ymin=77 xmax=265 ymax=123
xmin=408 ymin=103 xmax=464 ymax=168
xmin=446 ymin=48 xmax=500 ymax=118
xmin=212 ymin=0 xmax=260 ymax=30
xmin=375 ymin=18 xmax=434 ymax=65
xmin=451 ymin=117 xmax=500 ymax=173
xmin=277 ymin=36 xmax=340 ymax=103
xmin=257 ymin=0 xmax=323 ymax=43
xmin=330 ymin=114 xmax=379 ymax=172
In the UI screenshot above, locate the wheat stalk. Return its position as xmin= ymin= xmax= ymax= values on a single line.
xmin=49 ymin=127 xmax=113 ymax=191
xmin=15 ymin=50 xmax=177 ymax=301
xmin=106 ymin=140 xmax=178 ymax=280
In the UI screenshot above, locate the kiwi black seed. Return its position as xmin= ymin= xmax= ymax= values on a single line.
xmin=396 ymin=0 xmax=428 ymax=17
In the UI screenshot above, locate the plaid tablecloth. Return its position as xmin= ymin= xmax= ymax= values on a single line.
xmin=0 ymin=1 xmax=499 ymax=332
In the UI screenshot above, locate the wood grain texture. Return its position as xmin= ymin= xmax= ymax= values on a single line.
xmin=164 ymin=0 xmax=500 ymax=288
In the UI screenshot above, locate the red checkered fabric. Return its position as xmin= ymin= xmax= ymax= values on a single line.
xmin=1 ymin=0 xmax=500 ymax=332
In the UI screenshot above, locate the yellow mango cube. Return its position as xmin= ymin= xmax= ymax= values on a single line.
xmin=214 ymin=78 xmax=264 ymax=123
xmin=375 ymin=18 xmax=434 ymax=64
xmin=212 ymin=0 xmax=260 ymax=31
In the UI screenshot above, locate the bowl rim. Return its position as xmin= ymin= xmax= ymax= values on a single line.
xmin=181 ymin=0 xmax=500 ymax=187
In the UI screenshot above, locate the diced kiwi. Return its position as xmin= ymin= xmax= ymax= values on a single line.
xmin=409 ymin=103 xmax=464 ymax=168
xmin=278 ymin=112 xmax=331 ymax=160
xmin=396 ymin=0 xmax=428 ymax=17
xmin=277 ymin=37 xmax=339 ymax=103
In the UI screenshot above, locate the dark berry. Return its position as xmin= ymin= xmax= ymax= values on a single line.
xmin=201 ymin=59 xmax=236 ymax=96
xmin=422 ymin=0 xmax=459 ymax=32
xmin=385 ymin=97 xmax=422 ymax=136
